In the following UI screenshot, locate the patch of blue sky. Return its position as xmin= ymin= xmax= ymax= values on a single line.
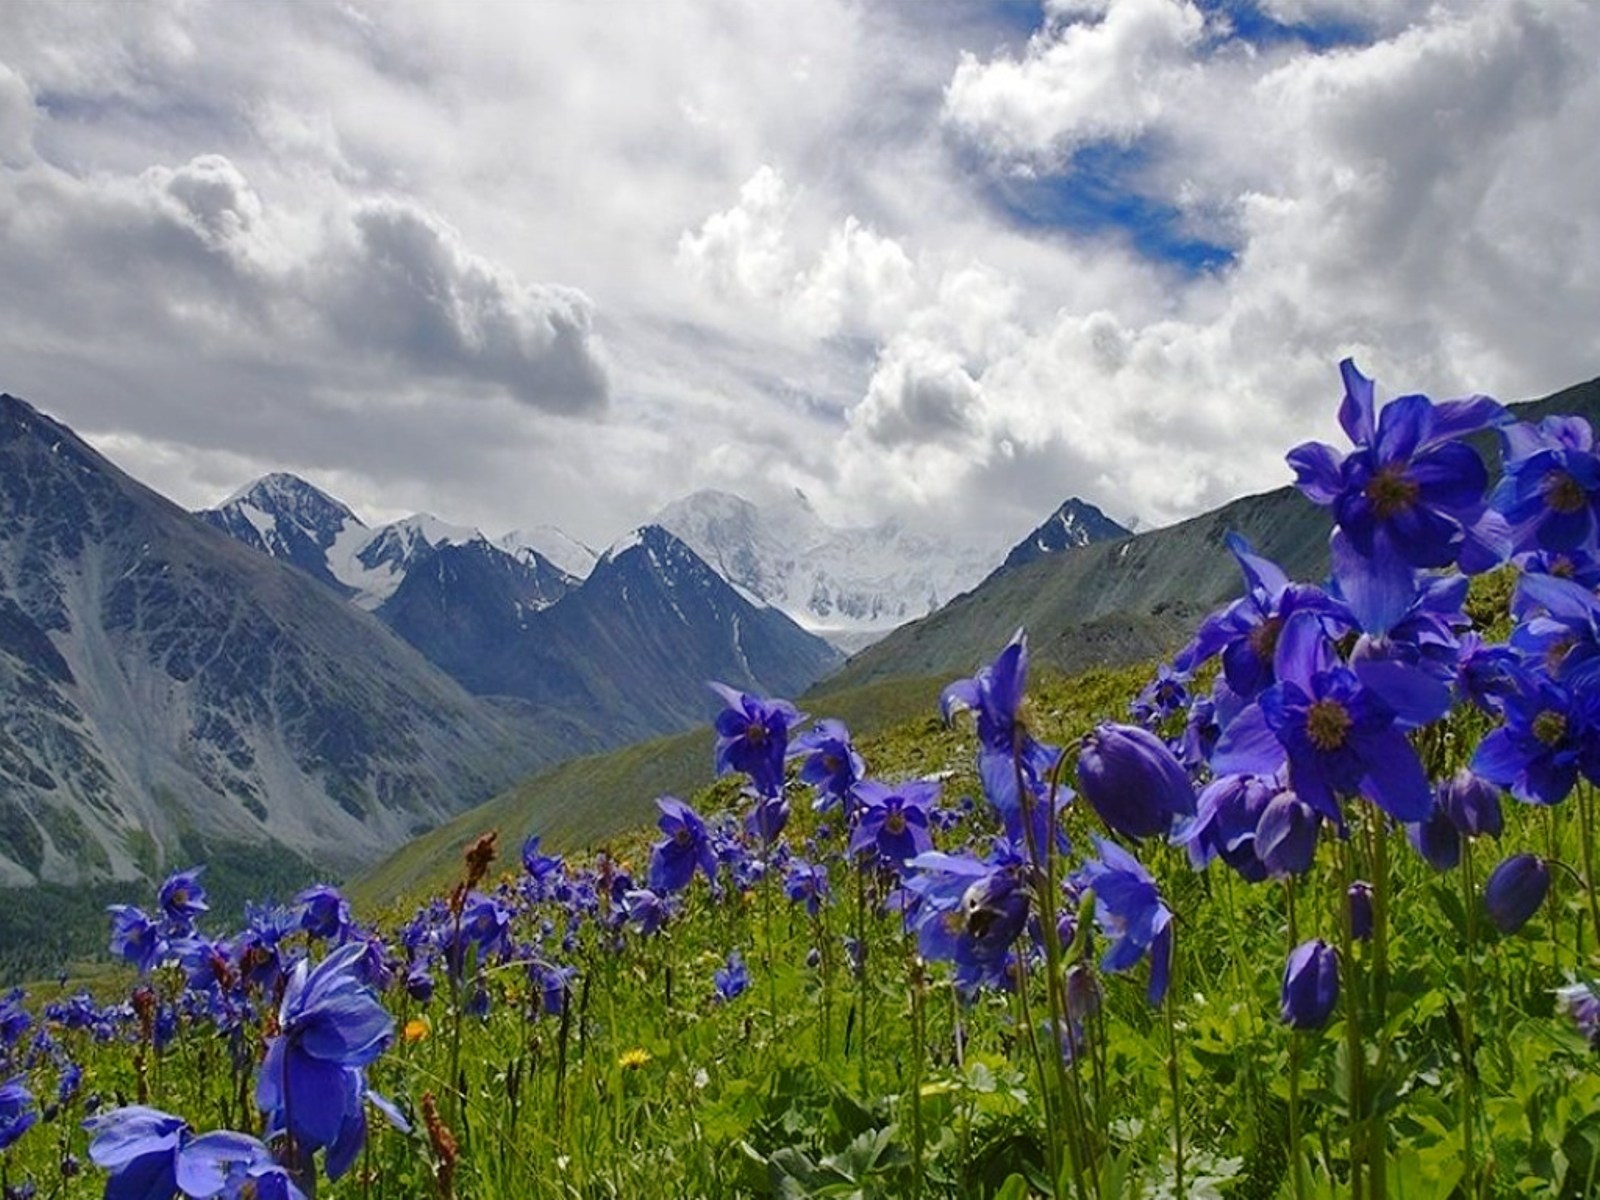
xmin=980 ymin=139 xmax=1237 ymax=276
xmin=1193 ymin=0 xmax=1371 ymax=52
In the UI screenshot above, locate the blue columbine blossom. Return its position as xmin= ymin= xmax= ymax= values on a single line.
xmin=783 ymin=859 xmax=829 ymax=918
xmin=521 ymin=835 xmax=564 ymax=883
xmin=713 ymin=950 xmax=749 ymax=1003
xmin=85 ymin=1105 xmax=189 ymax=1199
xmin=1254 ymin=790 xmax=1322 ymax=879
xmin=1492 ymin=414 xmax=1600 ymax=553
xmin=850 ymin=779 xmax=939 ymax=871
xmin=903 ymin=850 xmax=1028 ymax=994
xmin=176 ymin=1129 xmax=308 ymax=1200
xmin=256 ymin=942 xmax=394 ymax=1179
xmin=1556 ymin=982 xmax=1600 ymax=1048
xmin=1509 ymin=571 xmax=1600 ymax=691
xmin=941 ymin=631 xmax=1066 ymax=851
xmin=709 ymin=683 xmax=802 ymax=798
xmin=295 ymin=885 xmax=353 ymax=943
xmin=1471 ymin=675 xmax=1600 ymax=805
xmin=647 ymin=797 xmax=719 ymax=895
xmin=1173 ymin=773 xmax=1275 ymax=881
xmin=0 ymin=1075 xmax=35 ymax=1150
xmin=1077 ymin=839 xmax=1173 ymax=1006
xmin=1288 ymin=358 xmax=1506 ymax=573
xmin=107 ymin=906 xmax=166 ymax=975
xmin=157 ymin=867 xmax=210 ymax=931
xmin=791 ymin=718 xmax=866 ymax=812
xmin=1484 ymin=853 xmax=1550 ymax=934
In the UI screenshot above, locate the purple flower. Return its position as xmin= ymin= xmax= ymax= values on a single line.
xmin=1077 ymin=722 xmax=1195 ymax=840
xmin=647 ymin=797 xmax=719 ymax=894
xmin=1254 ymin=791 xmax=1321 ymax=879
xmin=1491 ymin=414 xmax=1600 ymax=553
xmin=850 ymin=779 xmax=939 ymax=870
xmin=295 ymin=885 xmax=352 ymax=943
xmin=621 ymin=889 xmax=670 ymax=937
xmin=1437 ymin=769 xmax=1503 ymax=840
xmin=783 ymin=859 xmax=829 ymax=918
xmin=1556 ymin=982 xmax=1600 ymax=1048
xmin=0 ymin=1076 xmax=35 ymax=1151
xmin=1484 ymin=853 xmax=1550 ymax=935
xmin=713 ymin=950 xmax=749 ymax=1003
xmin=1077 ymin=839 xmax=1173 ymax=1006
xmin=1281 ymin=940 xmax=1340 ymax=1030
xmin=1407 ymin=799 xmax=1462 ymax=871
xmin=176 ymin=1129 xmax=308 ymax=1200
xmin=710 ymin=683 xmax=802 ymax=798
xmin=1471 ymin=676 xmax=1600 ymax=805
xmin=157 ymin=867 xmax=209 ymax=929
xmin=1173 ymin=773 xmax=1274 ymax=881
xmin=791 ymin=719 xmax=865 ymax=811
xmin=903 ymin=851 xmax=1028 ymax=994
xmin=107 ymin=906 xmax=165 ymax=975
xmin=1288 ymin=358 xmax=1504 ymax=571
xmin=1347 ymin=882 xmax=1374 ymax=942
xmin=85 ymin=1105 xmax=188 ymax=1200
xmin=520 ymin=835 xmax=563 ymax=881
xmin=256 ymin=942 xmax=393 ymax=1178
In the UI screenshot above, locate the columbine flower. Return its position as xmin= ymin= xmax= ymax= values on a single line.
xmin=941 ymin=631 xmax=1065 ymax=849
xmin=520 ymin=835 xmax=563 ymax=882
xmin=1556 ymin=982 xmax=1600 ymax=1048
xmin=710 ymin=683 xmax=802 ymax=798
xmin=1173 ymin=772 xmax=1274 ymax=881
xmin=0 ymin=1076 xmax=35 ymax=1151
xmin=176 ymin=1129 xmax=308 ymax=1200
xmin=647 ymin=797 xmax=719 ymax=895
xmin=1437 ymin=769 xmax=1503 ymax=840
xmin=1471 ymin=676 xmax=1600 ymax=805
xmin=1348 ymin=882 xmax=1374 ymax=942
xmin=1492 ymin=414 xmax=1600 ymax=553
xmin=1288 ymin=358 xmax=1505 ymax=571
xmin=1281 ymin=940 xmax=1340 ymax=1030
xmin=791 ymin=719 xmax=865 ymax=812
xmin=1254 ymin=791 xmax=1321 ymax=879
xmin=85 ymin=1105 xmax=189 ymax=1199
xmin=1407 ymin=799 xmax=1462 ymax=871
xmin=107 ymin=906 xmax=165 ymax=975
xmin=1076 ymin=722 xmax=1195 ymax=840
xmin=713 ymin=951 xmax=749 ymax=1003
xmin=1077 ymin=839 xmax=1173 ymax=1006
xmin=295 ymin=885 xmax=352 ymax=943
xmin=621 ymin=889 xmax=670 ymax=937
xmin=1484 ymin=853 xmax=1550 ymax=935
xmin=783 ymin=859 xmax=829 ymax=918
xmin=157 ymin=867 xmax=209 ymax=929
xmin=903 ymin=851 xmax=1028 ymax=994
xmin=256 ymin=942 xmax=394 ymax=1179
xmin=850 ymin=779 xmax=938 ymax=870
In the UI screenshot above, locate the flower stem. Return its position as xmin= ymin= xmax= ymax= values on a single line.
xmin=1285 ymin=879 xmax=1308 ymax=1200
xmin=1338 ymin=834 xmax=1366 ymax=1200
xmin=1164 ymin=982 xmax=1185 ymax=1200
xmin=1577 ymin=783 xmax=1600 ymax=965
xmin=1459 ymin=836 xmax=1481 ymax=1198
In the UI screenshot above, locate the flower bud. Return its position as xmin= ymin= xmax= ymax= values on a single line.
xmin=1347 ymin=881 xmax=1373 ymax=942
xmin=1077 ymin=723 xmax=1195 ymax=840
xmin=1407 ymin=801 xmax=1461 ymax=871
xmin=1484 ymin=853 xmax=1549 ymax=934
xmin=1281 ymin=939 xmax=1340 ymax=1030
xmin=1256 ymin=792 xmax=1320 ymax=878
xmin=1438 ymin=770 xmax=1503 ymax=840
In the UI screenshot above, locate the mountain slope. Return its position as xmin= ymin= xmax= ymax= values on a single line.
xmin=820 ymin=376 xmax=1600 ymax=695
xmin=197 ymin=473 xmax=365 ymax=597
xmin=0 ymin=393 xmax=556 ymax=888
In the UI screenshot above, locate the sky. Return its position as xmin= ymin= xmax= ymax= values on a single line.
xmin=1 ymin=0 xmax=1597 ymax=553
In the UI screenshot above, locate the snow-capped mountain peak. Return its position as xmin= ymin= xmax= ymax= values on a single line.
xmin=500 ymin=525 xmax=598 ymax=581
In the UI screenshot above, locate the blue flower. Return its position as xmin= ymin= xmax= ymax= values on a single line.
xmin=783 ymin=859 xmax=829 ymax=918
xmin=107 ymin=906 xmax=165 ymax=975
xmin=0 ymin=1076 xmax=36 ymax=1151
xmin=647 ymin=797 xmax=719 ymax=895
xmin=157 ymin=867 xmax=209 ymax=930
xmin=1077 ymin=839 xmax=1173 ymax=1007
xmin=85 ymin=1105 xmax=188 ymax=1200
xmin=713 ymin=951 xmax=749 ymax=1003
xmin=850 ymin=779 xmax=939 ymax=871
xmin=1281 ymin=940 xmax=1340 ymax=1030
xmin=295 ymin=885 xmax=353 ymax=943
xmin=1492 ymin=414 xmax=1600 ymax=553
xmin=710 ymin=683 xmax=802 ymax=798
xmin=176 ymin=1129 xmax=308 ymax=1200
xmin=791 ymin=719 xmax=865 ymax=812
xmin=1254 ymin=791 xmax=1321 ymax=879
xmin=1484 ymin=853 xmax=1550 ymax=935
xmin=1471 ymin=676 xmax=1600 ymax=805
xmin=1076 ymin=722 xmax=1195 ymax=840
xmin=256 ymin=942 xmax=393 ymax=1178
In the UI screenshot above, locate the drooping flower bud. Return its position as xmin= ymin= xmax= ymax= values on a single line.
xmin=1255 ymin=792 xmax=1320 ymax=878
xmin=1407 ymin=800 xmax=1462 ymax=871
xmin=1438 ymin=769 xmax=1504 ymax=840
xmin=1281 ymin=939 xmax=1340 ymax=1030
xmin=1484 ymin=853 xmax=1550 ymax=934
xmin=1077 ymin=723 xmax=1195 ymax=840
xmin=1347 ymin=881 xmax=1374 ymax=942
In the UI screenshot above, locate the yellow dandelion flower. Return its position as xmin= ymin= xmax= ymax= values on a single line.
xmin=617 ymin=1047 xmax=652 ymax=1070
xmin=404 ymin=1017 xmax=431 ymax=1043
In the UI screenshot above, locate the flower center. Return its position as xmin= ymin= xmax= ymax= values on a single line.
xmin=745 ymin=723 xmax=768 ymax=745
xmin=1544 ymin=470 xmax=1588 ymax=515
xmin=1365 ymin=463 xmax=1421 ymax=519
xmin=674 ymin=827 xmax=691 ymax=846
xmin=1533 ymin=709 xmax=1567 ymax=748
xmin=1305 ymin=698 xmax=1353 ymax=752
xmin=883 ymin=809 xmax=907 ymax=836
xmin=1248 ymin=615 xmax=1284 ymax=661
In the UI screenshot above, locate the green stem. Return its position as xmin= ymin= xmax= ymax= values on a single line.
xmin=1365 ymin=816 xmax=1389 ymax=1200
xmin=1338 ymin=834 xmax=1366 ymax=1200
xmin=1286 ymin=879 xmax=1308 ymax=1200
xmin=908 ymin=946 xmax=927 ymax=1200
xmin=1460 ymin=837 xmax=1481 ymax=1198
xmin=1013 ymin=950 xmax=1064 ymax=1197
xmin=1164 ymin=982 xmax=1185 ymax=1200
xmin=1577 ymin=783 xmax=1600 ymax=966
